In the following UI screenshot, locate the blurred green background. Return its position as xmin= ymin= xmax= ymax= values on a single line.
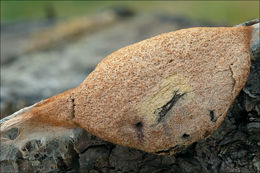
xmin=1 ymin=1 xmax=259 ymax=25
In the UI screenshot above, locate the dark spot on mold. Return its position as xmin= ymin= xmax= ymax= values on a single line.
xmin=209 ymin=110 xmax=216 ymax=122
xmin=182 ymin=133 xmax=190 ymax=138
xmin=135 ymin=122 xmax=144 ymax=142
xmin=168 ymin=59 xmax=173 ymax=63
xmin=136 ymin=122 xmax=143 ymax=129
xmin=70 ymin=95 xmax=75 ymax=118
xmin=154 ymin=90 xmax=186 ymax=124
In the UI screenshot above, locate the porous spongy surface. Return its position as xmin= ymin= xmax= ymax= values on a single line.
xmin=72 ymin=26 xmax=251 ymax=154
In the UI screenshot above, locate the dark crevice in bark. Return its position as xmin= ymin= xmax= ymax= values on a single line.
xmin=209 ymin=110 xmax=217 ymax=122
xmin=155 ymin=145 xmax=185 ymax=155
xmin=182 ymin=133 xmax=190 ymax=139
xmin=80 ymin=144 xmax=109 ymax=154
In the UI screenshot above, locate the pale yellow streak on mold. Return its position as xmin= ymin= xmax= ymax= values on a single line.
xmin=138 ymin=74 xmax=191 ymax=123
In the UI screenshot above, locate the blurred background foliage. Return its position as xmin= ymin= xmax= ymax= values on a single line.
xmin=1 ymin=1 xmax=259 ymax=25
